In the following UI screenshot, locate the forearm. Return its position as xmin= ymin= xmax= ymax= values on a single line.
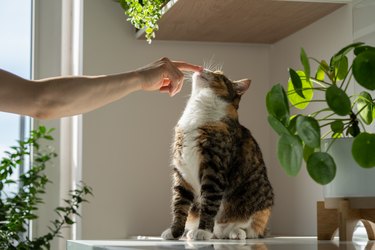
xmin=34 ymin=72 xmax=142 ymax=119
xmin=0 ymin=69 xmax=142 ymax=119
xmin=0 ymin=58 xmax=201 ymax=119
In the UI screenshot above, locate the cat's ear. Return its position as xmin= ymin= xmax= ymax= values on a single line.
xmin=234 ymin=79 xmax=251 ymax=95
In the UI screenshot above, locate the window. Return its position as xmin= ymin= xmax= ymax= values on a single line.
xmin=0 ymin=0 xmax=33 ymax=194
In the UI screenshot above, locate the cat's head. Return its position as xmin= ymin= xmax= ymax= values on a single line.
xmin=191 ymin=69 xmax=251 ymax=109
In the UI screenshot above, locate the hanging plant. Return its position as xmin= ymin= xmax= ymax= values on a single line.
xmin=119 ymin=0 xmax=169 ymax=43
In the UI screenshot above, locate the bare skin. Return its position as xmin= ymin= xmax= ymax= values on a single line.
xmin=0 ymin=57 xmax=202 ymax=119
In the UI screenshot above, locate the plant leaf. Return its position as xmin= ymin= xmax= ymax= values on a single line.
xmin=354 ymin=45 xmax=375 ymax=55
xmin=353 ymin=51 xmax=375 ymax=90
xmin=330 ymin=120 xmax=344 ymax=134
xmin=277 ymin=134 xmax=303 ymax=176
xmin=300 ymin=48 xmax=310 ymax=80
xmin=267 ymin=115 xmax=290 ymax=136
xmin=331 ymin=42 xmax=364 ymax=65
xmin=288 ymin=115 xmax=299 ymax=135
xmin=326 ymin=84 xmax=351 ymax=116
xmin=296 ymin=116 xmax=321 ymax=148
xmin=347 ymin=122 xmax=360 ymax=137
xmin=315 ymin=60 xmax=328 ymax=81
xmin=289 ymin=68 xmax=305 ymax=98
xmin=288 ymin=71 xmax=314 ymax=110
xmin=335 ymin=55 xmax=348 ymax=81
xmin=266 ymin=84 xmax=290 ymax=126
xmin=356 ymin=91 xmax=374 ymax=125
xmin=307 ymin=152 xmax=336 ymax=185
xmin=64 ymin=216 xmax=75 ymax=225
xmin=352 ymin=132 xmax=375 ymax=168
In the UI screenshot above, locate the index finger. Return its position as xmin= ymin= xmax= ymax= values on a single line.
xmin=173 ymin=61 xmax=203 ymax=72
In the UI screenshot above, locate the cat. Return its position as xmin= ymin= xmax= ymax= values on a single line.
xmin=161 ymin=69 xmax=274 ymax=240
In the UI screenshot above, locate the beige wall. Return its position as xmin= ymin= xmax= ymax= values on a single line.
xmin=80 ymin=0 xmax=353 ymax=239
xmin=81 ymin=0 xmax=270 ymax=239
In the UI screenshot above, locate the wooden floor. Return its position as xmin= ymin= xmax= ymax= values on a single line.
xmin=68 ymin=236 xmax=374 ymax=250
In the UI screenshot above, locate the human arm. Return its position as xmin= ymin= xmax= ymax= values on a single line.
xmin=0 ymin=58 xmax=202 ymax=119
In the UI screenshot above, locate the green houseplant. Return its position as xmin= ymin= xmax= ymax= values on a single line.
xmin=266 ymin=42 xmax=375 ymax=185
xmin=119 ymin=0 xmax=168 ymax=43
xmin=0 ymin=126 xmax=92 ymax=249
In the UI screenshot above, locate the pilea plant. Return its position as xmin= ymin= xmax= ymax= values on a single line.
xmin=119 ymin=0 xmax=168 ymax=43
xmin=266 ymin=42 xmax=375 ymax=185
xmin=0 ymin=126 xmax=92 ymax=249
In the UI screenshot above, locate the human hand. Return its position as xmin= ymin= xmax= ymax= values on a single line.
xmin=136 ymin=57 xmax=202 ymax=96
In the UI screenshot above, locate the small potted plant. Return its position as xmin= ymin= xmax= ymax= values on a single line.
xmin=266 ymin=42 xmax=375 ymax=190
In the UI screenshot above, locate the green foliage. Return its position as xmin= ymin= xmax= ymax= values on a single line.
xmin=0 ymin=126 xmax=93 ymax=249
xmin=266 ymin=42 xmax=375 ymax=185
xmin=119 ymin=0 xmax=168 ymax=43
xmin=287 ymin=71 xmax=314 ymax=109
xmin=277 ymin=134 xmax=303 ymax=176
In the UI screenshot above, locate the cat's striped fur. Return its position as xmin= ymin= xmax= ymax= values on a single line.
xmin=162 ymin=69 xmax=274 ymax=240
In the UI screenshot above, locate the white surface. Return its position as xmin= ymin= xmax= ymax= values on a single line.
xmin=67 ymin=237 xmax=373 ymax=250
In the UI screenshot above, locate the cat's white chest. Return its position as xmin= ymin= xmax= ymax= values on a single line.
xmin=174 ymin=89 xmax=228 ymax=195
xmin=175 ymin=130 xmax=201 ymax=194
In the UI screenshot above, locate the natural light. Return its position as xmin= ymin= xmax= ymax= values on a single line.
xmin=0 ymin=0 xmax=32 ymax=194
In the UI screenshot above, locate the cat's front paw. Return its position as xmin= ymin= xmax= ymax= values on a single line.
xmin=161 ymin=228 xmax=178 ymax=240
xmin=187 ymin=229 xmax=213 ymax=240
xmin=229 ymin=228 xmax=246 ymax=240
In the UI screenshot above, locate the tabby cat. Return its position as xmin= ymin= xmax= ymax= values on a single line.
xmin=161 ymin=69 xmax=274 ymax=240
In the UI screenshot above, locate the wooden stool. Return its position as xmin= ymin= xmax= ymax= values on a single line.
xmin=317 ymin=199 xmax=375 ymax=241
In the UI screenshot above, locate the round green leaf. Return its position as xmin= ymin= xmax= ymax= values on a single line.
xmin=268 ymin=115 xmax=290 ymax=136
xmin=307 ymin=152 xmax=336 ymax=185
xmin=356 ymin=91 xmax=374 ymax=125
xmin=353 ymin=51 xmax=375 ymax=90
xmin=300 ymin=48 xmax=310 ymax=80
xmin=352 ymin=132 xmax=375 ymax=168
xmin=288 ymin=71 xmax=314 ymax=110
xmin=330 ymin=120 xmax=344 ymax=134
xmin=277 ymin=134 xmax=303 ymax=176
xmin=266 ymin=84 xmax=290 ymax=126
xmin=326 ymin=84 xmax=351 ymax=116
xmin=296 ymin=116 xmax=321 ymax=148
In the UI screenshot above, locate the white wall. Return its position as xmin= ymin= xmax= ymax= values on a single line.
xmin=269 ymin=5 xmax=353 ymax=235
xmin=81 ymin=0 xmax=270 ymax=239
xmin=80 ymin=0 xmax=353 ymax=239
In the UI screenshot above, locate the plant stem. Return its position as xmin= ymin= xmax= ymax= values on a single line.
xmin=310 ymin=78 xmax=332 ymax=87
xmin=290 ymin=99 xmax=326 ymax=108
xmin=310 ymin=108 xmax=332 ymax=118
xmin=339 ymin=64 xmax=353 ymax=89
xmin=343 ymin=72 xmax=353 ymax=92
xmin=317 ymin=112 xmax=336 ymax=121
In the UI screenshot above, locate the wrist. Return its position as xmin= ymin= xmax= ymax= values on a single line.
xmin=123 ymin=71 xmax=142 ymax=93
